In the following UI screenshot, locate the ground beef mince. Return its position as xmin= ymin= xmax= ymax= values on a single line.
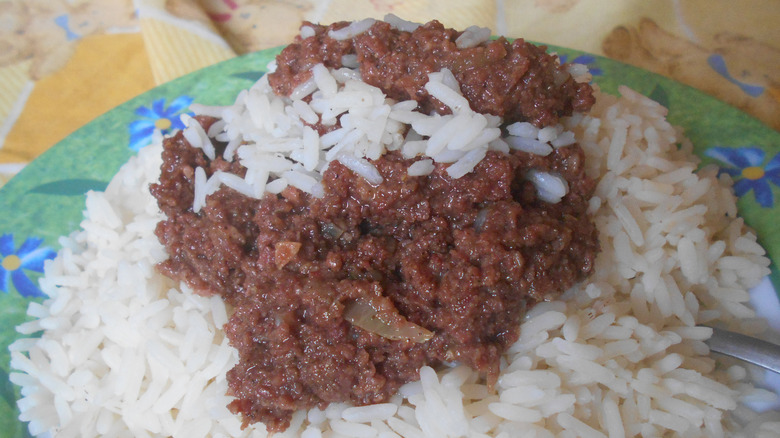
xmin=270 ymin=20 xmax=594 ymax=127
xmin=151 ymin=20 xmax=600 ymax=432
xmin=152 ymin=146 xmax=599 ymax=431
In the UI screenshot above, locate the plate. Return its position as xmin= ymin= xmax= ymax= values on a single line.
xmin=0 ymin=46 xmax=778 ymax=436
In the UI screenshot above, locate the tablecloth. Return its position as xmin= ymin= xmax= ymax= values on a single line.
xmin=0 ymin=0 xmax=778 ymax=187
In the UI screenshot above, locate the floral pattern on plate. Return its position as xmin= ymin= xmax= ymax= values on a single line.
xmin=0 ymin=234 xmax=55 ymax=298
xmin=705 ymin=147 xmax=780 ymax=208
xmin=128 ymin=96 xmax=194 ymax=152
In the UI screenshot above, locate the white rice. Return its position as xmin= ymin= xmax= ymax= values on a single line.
xmin=10 ymin=24 xmax=780 ymax=438
xmin=455 ymin=25 xmax=492 ymax=49
xmin=185 ymin=61 xmax=562 ymax=213
xmin=328 ymin=18 xmax=376 ymax=41
xmin=384 ymin=14 xmax=421 ymax=33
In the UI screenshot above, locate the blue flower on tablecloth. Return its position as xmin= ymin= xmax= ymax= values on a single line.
xmin=128 ymin=96 xmax=193 ymax=151
xmin=558 ymin=54 xmax=602 ymax=76
xmin=0 ymin=234 xmax=56 ymax=298
xmin=707 ymin=54 xmax=765 ymax=98
xmin=705 ymin=147 xmax=780 ymax=208
xmin=54 ymin=15 xmax=81 ymax=41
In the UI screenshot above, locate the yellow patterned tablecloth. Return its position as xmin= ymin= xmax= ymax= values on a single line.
xmin=1 ymin=0 xmax=778 ymax=186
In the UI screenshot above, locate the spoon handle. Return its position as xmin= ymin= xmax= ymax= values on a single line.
xmin=707 ymin=327 xmax=780 ymax=374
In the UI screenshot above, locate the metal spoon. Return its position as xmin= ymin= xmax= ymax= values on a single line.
xmin=706 ymin=327 xmax=780 ymax=374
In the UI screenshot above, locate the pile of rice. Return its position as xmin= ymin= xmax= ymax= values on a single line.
xmin=9 ymin=21 xmax=780 ymax=438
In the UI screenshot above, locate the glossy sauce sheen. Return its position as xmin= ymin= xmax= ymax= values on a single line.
xmin=151 ymin=21 xmax=600 ymax=432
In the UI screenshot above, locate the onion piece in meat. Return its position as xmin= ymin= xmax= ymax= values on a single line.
xmin=343 ymin=299 xmax=433 ymax=343
xmin=274 ymin=241 xmax=301 ymax=269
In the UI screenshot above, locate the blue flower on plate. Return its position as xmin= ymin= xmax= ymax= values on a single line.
xmin=0 ymin=234 xmax=56 ymax=298
xmin=705 ymin=146 xmax=780 ymax=208
xmin=128 ymin=96 xmax=193 ymax=151
xmin=558 ymin=54 xmax=603 ymax=76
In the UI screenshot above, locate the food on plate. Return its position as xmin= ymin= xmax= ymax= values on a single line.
xmin=151 ymin=18 xmax=600 ymax=431
xmin=9 ymin=15 xmax=777 ymax=438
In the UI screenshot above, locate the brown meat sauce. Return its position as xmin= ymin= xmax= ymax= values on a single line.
xmin=151 ymin=20 xmax=600 ymax=432
xmin=271 ymin=20 xmax=594 ymax=127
